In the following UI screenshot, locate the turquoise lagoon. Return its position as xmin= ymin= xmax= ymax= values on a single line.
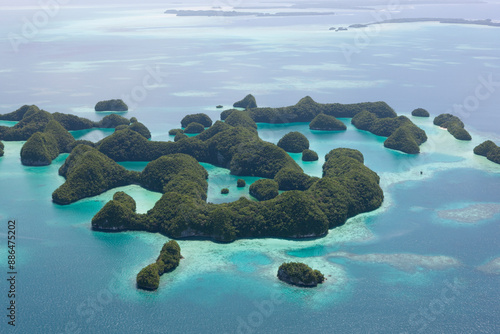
xmin=1 ymin=2 xmax=500 ymax=333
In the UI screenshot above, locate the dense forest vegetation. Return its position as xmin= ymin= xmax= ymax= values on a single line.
xmin=184 ymin=122 xmax=205 ymax=134
xmin=20 ymin=119 xmax=75 ymax=166
xmin=474 ymin=140 xmax=500 ymax=164
xmin=309 ymin=113 xmax=347 ymax=131
xmin=53 ymin=112 xmax=97 ymax=130
xmin=302 ymin=149 xmax=318 ymax=161
xmin=249 ymin=179 xmax=279 ymax=201
xmin=95 ymin=116 xmax=300 ymax=179
xmin=411 ymin=108 xmax=430 ymax=117
xmin=180 ymin=113 xmax=212 ymax=128
xmin=52 ymin=145 xmax=140 ymax=204
xmin=0 ymin=105 xmax=154 ymax=165
xmin=90 ymin=144 xmax=383 ymax=242
xmin=434 ymin=113 xmax=472 ymax=141
xmin=233 ymin=94 xmax=257 ymax=109
xmin=222 ymin=96 xmax=396 ymax=123
xmin=277 ymin=131 xmax=310 ymax=153
xmin=1 ymin=101 xmax=385 ymax=242
xmin=277 ymin=262 xmax=325 ymax=287
xmin=351 ymin=111 xmax=427 ymax=154
xmin=94 ymin=99 xmax=128 ymax=112
xmin=136 ymin=240 xmax=182 ymax=290
xmin=224 ymin=109 xmax=258 ymax=130
xmin=169 ymin=128 xmax=183 ymax=136
xmin=0 ymin=107 xmax=54 ymax=141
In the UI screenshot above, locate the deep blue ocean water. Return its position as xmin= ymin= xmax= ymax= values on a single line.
xmin=1 ymin=2 xmax=499 ymax=333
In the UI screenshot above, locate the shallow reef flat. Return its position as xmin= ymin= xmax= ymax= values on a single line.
xmin=477 ymin=257 xmax=500 ymax=275
xmin=437 ymin=203 xmax=500 ymax=224
xmin=327 ymin=251 xmax=461 ymax=272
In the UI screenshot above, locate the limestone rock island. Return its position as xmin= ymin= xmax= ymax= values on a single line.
xmin=136 ymin=240 xmax=182 ymax=291
xmin=434 ymin=113 xmax=472 ymax=141
xmin=411 ymin=108 xmax=430 ymax=117
xmin=277 ymin=131 xmax=309 ymax=153
xmin=474 ymin=140 xmax=500 ymax=165
xmin=309 ymin=113 xmax=346 ymax=131
xmin=94 ymin=99 xmax=128 ymax=112
xmin=233 ymin=94 xmax=257 ymax=109
xmin=277 ymin=262 xmax=325 ymax=287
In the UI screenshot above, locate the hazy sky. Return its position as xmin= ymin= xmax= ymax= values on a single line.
xmin=1 ymin=0 xmax=497 ymax=7
xmin=1 ymin=0 xmax=500 ymax=21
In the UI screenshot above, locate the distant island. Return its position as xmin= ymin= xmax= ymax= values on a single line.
xmin=348 ymin=18 xmax=500 ymax=29
xmin=233 ymin=94 xmax=257 ymax=109
xmin=411 ymin=108 xmax=430 ymax=118
xmin=329 ymin=27 xmax=348 ymax=31
xmin=277 ymin=262 xmax=325 ymax=287
xmin=95 ymin=99 xmax=128 ymax=112
xmin=165 ymin=9 xmax=335 ymax=17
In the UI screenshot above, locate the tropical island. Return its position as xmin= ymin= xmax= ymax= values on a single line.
xmin=351 ymin=110 xmax=427 ymax=154
xmin=309 ymin=113 xmax=346 ymax=131
xmin=233 ymin=94 xmax=257 ymax=109
xmin=249 ymin=179 xmax=279 ymax=201
xmin=0 ymin=105 xmax=150 ymax=166
xmin=0 ymin=97 xmax=413 ymax=244
xmin=6 ymin=95 xmax=487 ymax=296
xmin=222 ymin=95 xmax=427 ymax=154
xmin=46 ymin=101 xmax=384 ymax=242
xmin=20 ymin=120 xmax=74 ymax=166
xmin=221 ymin=95 xmax=396 ymax=123
xmin=277 ymin=131 xmax=309 ymax=153
xmin=181 ymin=113 xmax=213 ymax=128
xmin=165 ymin=9 xmax=335 ymax=17
xmin=411 ymin=108 xmax=430 ymax=118
xmin=184 ymin=122 xmax=205 ymax=134
xmin=302 ymin=149 xmax=318 ymax=162
xmin=136 ymin=239 xmax=182 ymax=290
xmin=277 ymin=262 xmax=325 ymax=287
xmin=434 ymin=113 xmax=472 ymax=141
xmin=348 ymin=18 xmax=500 ymax=29
xmin=474 ymin=140 xmax=500 ymax=165
xmin=94 ymin=99 xmax=128 ymax=112
xmin=0 ymin=141 xmax=4 ymax=156
xmin=85 ymin=141 xmax=383 ymax=241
